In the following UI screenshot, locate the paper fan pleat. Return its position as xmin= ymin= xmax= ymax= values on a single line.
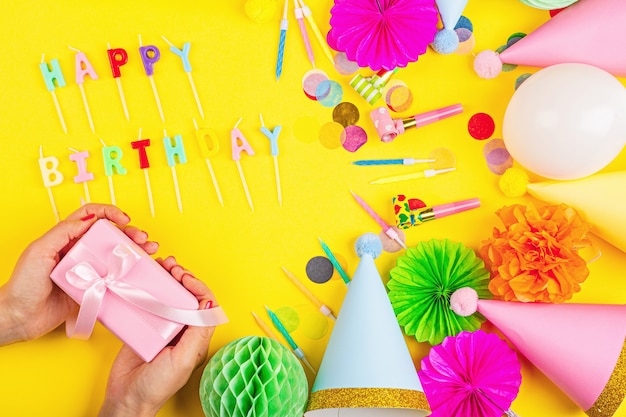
xmin=419 ymin=330 xmax=522 ymax=417
xmin=388 ymin=239 xmax=491 ymax=345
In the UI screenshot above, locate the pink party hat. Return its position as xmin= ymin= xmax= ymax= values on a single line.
xmin=451 ymin=287 xmax=626 ymax=416
xmin=474 ymin=0 xmax=626 ymax=78
xmin=305 ymin=233 xmax=430 ymax=416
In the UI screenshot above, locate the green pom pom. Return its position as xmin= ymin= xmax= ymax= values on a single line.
xmin=199 ymin=336 xmax=308 ymax=417
xmin=387 ymin=239 xmax=492 ymax=345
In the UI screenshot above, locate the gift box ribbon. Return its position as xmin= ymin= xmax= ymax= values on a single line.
xmin=64 ymin=243 xmax=227 ymax=339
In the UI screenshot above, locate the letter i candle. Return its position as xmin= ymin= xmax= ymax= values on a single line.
xmin=139 ymin=35 xmax=165 ymax=123
xmin=39 ymin=55 xmax=68 ymax=133
xmin=131 ymin=128 xmax=155 ymax=217
xmin=107 ymin=43 xmax=130 ymax=120
xmin=231 ymin=118 xmax=255 ymax=211
xmin=68 ymin=147 xmax=94 ymax=203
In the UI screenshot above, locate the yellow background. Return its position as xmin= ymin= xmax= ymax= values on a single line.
xmin=1 ymin=0 xmax=625 ymax=416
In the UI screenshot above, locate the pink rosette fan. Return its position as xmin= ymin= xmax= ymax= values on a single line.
xmin=419 ymin=330 xmax=522 ymax=417
xmin=327 ymin=0 xmax=439 ymax=71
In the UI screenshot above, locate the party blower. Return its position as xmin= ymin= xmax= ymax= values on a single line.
xmin=370 ymin=104 xmax=463 ymax=142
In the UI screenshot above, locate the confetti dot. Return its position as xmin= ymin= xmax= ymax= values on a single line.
xmin=334 ymin=52 xmax=359 ymax=76
xmin=468 ymin=113 xmax=495 ymax=140
xmin=515 ymin=73 xmax=532 ymax=90
xmin=340 ymin=125 xmax=368 ymax=152
xmin=245 ymin=0 xmax=277 ymax=23
xmin=429 ymin=147 xmax=456 ymax=169
xmin=386 ymin=84 xmax=413 ymax=112
xmin=317 ymin=80 xmax=343 ymax=107
xmin=455 ymin=27 xmax=472 ymax=42
xmin=499 ymin=166 xmax=529 ymax=197
xmin=379 ymin=226 xmax=406 ymax=253
xmin=305 ymin=256 xmax=334 ymax=283
xmin=294 ymin=116 xmax=320 ymax=143
xmin=483 ymin=138 xmax=514 ymax=175
xmin=456 ymin=32 xmax=476 ymax=55
xmin=319 ymin=121 xmax=345 ymax=149
xmin=332 ymin=102 xmax=360 ymax=127
xmin=507 ymin=32 xmax=526 ymax=46
xmin=297 ymin=309 xmax=329 ymax=340
xmin=454 ymin=15 xmax=473 ymax=32
xmin=275 ymin=306 xmax=299 ymax=332
xmin=302 ymin=69 xmax=328 ymax=100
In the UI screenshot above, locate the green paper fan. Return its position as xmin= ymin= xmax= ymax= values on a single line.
xmin=388 ymin=239 xmax=491 ymax=345
xmin=199 ymin=336 xmax=308 ymax=417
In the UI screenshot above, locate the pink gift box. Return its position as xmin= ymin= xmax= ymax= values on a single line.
xmin=50 ymin=219 xmax=210 ymax=362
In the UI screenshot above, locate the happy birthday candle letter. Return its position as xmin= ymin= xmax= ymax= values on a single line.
xmin=102 ymin=143 xmax=127 ymax=205
xmin=131 ymin=133 xmax=155 ymax=217
xmin=72 ymin=48 xmax=98 ymax=133
xmin=259 ymin=114 xmax=283 ymax=206
xmin=163 ymin=37 xmax=204 ymax=119
xmin=69 ymin=149 xmax=94 ymax=203
xmin=194 ymin=119 xmax=224 ymax=206
xmin=139 ymin=39 xmax=165 ymax=122
xmin=107 ymin=45 xmax=130 ymax=120
xmin=231 ymin=118 xmax=255 ymax=211
xmin=39 ymin=57 xmax=68 ymax=133
xmin=163 ymin=131 xmax=187 ymax=213
xmin=38 ymin=146 xmax=63 ymax=222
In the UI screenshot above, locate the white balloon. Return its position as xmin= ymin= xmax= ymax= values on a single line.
xmin=503 ymin=63 xmax=626 ymax=180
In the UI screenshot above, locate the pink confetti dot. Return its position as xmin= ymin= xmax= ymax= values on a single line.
xmin=340 ymin=125 xmax=368 ymax=152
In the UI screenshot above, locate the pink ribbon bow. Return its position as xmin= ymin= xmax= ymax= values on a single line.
xmin=65 ymin=243 xmax=227 ymax=339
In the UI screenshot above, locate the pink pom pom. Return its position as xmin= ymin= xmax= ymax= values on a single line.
xmin=473 ymin=50 xmax=503 ymax=79
xmin=450 ymin=287 xmax=479 ymax=316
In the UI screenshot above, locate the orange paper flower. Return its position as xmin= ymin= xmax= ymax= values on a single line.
xmin=480 ymin=204 xmax=591 ymax=303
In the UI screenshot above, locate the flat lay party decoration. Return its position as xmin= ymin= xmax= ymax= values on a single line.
xmin=38 ymin=146 xmax=63 ymax=222
xmin=106 ymin=44 xmax=130 ymax=120
xmin=49 ymin=219 xmax=228 ymax=362
xmin=305 ymin=234 xmax=431 ymax=416
xmin=231 ymin=118 xmax=256 ymax=211
xmin=68 ymin=148 xmax=94 ymax=203
xmin=527 ymin=171 xmax=626 ymax=253
xmin=474 ymin=0 xmax=626 ymax=78
xmin=199 ymin=336 xmax=308 ymax=417
xmin=39 ymin=55 xmax=68 ymax=133
xmin=419 ymin=330 xmax=522 ymax=417
xmin=503 ymin=63 xmax=626 ymax=180
xmin=193 ymin=119 xmax=224 ymax=207
xmin=163 ymin=130 xmax=187 ymax=213
xmin=162 ymin=36 xmax=205 ymax=119
xmin=69 ymin=47 xmax=98 ymax=133
xmin=387 ymin=238 xmax=491 ymax=345
xmin=327 ymin=0 xmax=439 ymax=70
xmin=138 ymin=35 xmax=165 ymax=122
xmin=131 ymin=128 xmax=155 ymax=217
xmin=450 ymin=287 xmax=626 ymax=417
xmin=101 ymin=138 xmax=127 ymax=206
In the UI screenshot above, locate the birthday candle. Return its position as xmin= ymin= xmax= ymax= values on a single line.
xmin=281 ymin=267 xmax=336 ymax=320
xmin=275 ymin=0 xmax=289 ymax=81
xmin=139 ymin=35 xmax=165 ymax=123
xmin=131 ymin=128 xmax=155 ymax=217
xmin=298 ymin=0 xmax=335 ymax=66
xmin=39 ymin=55 xmax=68 ymax=133
xmin=259 ymin=114 xmax=282 ymax=206
xmin=68 ymin=148 xmax=94 ymax=203
xmin=251 ymin=311 xmax=281 ymax=341
xmin=163 ymin=129 xmax=186 ymax=213
xmin=162 ymin=36 xmax=204 ymax=120
xmin=107 ymin=44 xmax=130 ymax=120
xmin=318 ymin=238 xmax=351 ymax=284
xmin=350 ymin=191 xmax=407 ymax=249
xmin=293 ymin=0 xmax=315 ymax=68
xmin=231 ymin=118 xmax=255 ymax=212
xmin=193 ymin=118 xmax=224 ymax=206
xmin=38 ymin=146 xmax=63 ymax=222
xmin=101 ymin=139 xmax=127 ymax=205
xmin=69 ymin=47 xmax=98 ymax=133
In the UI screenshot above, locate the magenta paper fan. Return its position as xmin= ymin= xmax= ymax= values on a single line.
xmin=419 ymin=330 xmax=522 ymax=417
xmin=327 ymin=0 xmax=439 ymax=71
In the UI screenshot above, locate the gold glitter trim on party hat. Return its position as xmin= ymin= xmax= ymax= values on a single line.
xmin=307 ymin=387 xmax=430 ymax=411
xmin=586 ymin=340 xmax=626 ymax=417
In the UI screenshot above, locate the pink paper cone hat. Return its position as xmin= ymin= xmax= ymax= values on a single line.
xmin=474 ymin=0 xmax=626 ymax=78
xmin=451 ymin=287 xmax=626 ymax=417
xmin=305 ymin=233 xmax=431 ymax=416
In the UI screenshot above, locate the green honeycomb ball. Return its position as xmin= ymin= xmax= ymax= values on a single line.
xmin=199 ymin=336 xmax=309 ymax=417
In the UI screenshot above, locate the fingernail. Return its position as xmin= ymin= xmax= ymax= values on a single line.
xmin=80 ymin=213 xmax=96 ymax=221
xmin=204 ymin=300 xmax=214 ymax=309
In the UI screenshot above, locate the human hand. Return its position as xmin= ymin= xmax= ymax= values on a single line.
xmin=0 ymin=204 xmax=158 ymax=346
xmin=98 ymin=256 xmax=216 ymax=417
